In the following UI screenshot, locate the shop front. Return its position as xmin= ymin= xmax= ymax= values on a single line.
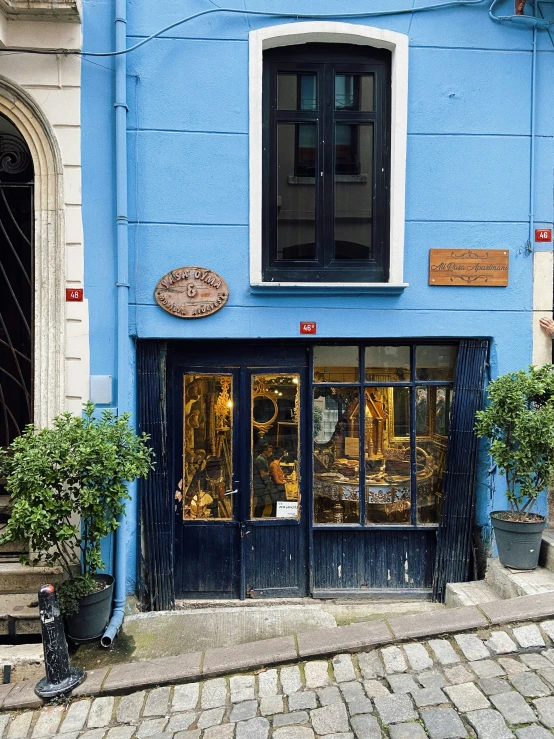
xmin=138 ymin=338 xmax=486 ymax=606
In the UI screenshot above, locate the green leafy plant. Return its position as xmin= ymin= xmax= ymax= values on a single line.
xmin=475 ymin=364 xmax=554 ymax=520
xmin=0 ymin=402 xmax=154 ymax=615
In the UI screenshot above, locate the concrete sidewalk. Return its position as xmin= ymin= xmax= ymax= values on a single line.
xmin=1 ymin=592 xmax=554 ymax=714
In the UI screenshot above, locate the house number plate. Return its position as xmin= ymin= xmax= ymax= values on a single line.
xmin=154 ymin=267 xmax=229 ymax=318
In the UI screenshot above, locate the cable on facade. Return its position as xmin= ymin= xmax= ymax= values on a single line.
xmin=0 ymin=0 xmax=489 ymax=57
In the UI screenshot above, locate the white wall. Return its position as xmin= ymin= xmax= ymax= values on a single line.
xmin=0 ymin=13 xmax=89 ymax=420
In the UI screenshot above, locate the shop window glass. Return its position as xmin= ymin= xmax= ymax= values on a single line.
xmin=312 ymin=342 xmax=456 ymax=527
xmin=365 ymin=346 xmax=410 ymax=382
xmin=416 ymin=345 xmax=457 ymax=381
xmin=365 ymin=387 xmax=411 ymax=524
xmin=251 ymin=374 xmax=300 ymax=519
xmin=417 ymin=385 xmax=451 ymax=524
xmin=313 ymin=345 xmax=358 ymax=382
xmin=180 ymin=374 xmax=234 ymax=520
xmin=313 ymin=387 xmax=360 ymax=523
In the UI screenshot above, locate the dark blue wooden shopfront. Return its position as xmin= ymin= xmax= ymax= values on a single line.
xmin=138 ymin=339 xmax=487 ymax=608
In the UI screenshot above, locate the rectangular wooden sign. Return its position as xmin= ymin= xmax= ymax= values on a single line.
xmin=429 ymin=249 xmax=509 ymax=287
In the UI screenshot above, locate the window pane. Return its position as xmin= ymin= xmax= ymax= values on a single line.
xmin=181 ymin=374 xmax=233 ymax=520
xmin=366 ymin=387 xmax=411 ymax=524
xmin=416 ymin=345 xmax=458 ymax=381
xmin=334 ymin=124 xmax=372 ymax=260
xmin=365 ymin=346 xmax=410 ymax=382
xmin=313 ymin=346 xmax=359 ymax=382
xmin=417 ymin=386 xmax=451 ymax=523
xmin=313 ymin=387 xmax=360 ymax=523
xmin=335 ymin=74 xmax=374 ymax=111
xmin=277 ymin=123 xmax=316 ymax=261
xmin=251 ymin=374 xmax=300 ymax=519
xmin=278 ymin=73 xmax=317 ymax=110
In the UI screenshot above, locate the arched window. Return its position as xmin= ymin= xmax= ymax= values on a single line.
xmin=0 ymin=113 xmax=34 ymax=446
xmin=263 ymin=43 xmax=391 ymax=283
xmin=249 ymin=23 xmax=408 ymax=290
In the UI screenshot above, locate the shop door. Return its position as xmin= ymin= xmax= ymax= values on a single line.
xmin=171 ymin=351 xmax=308 ymax=599
xmin=174 ymin=368 xmax=241 ymax=598
xmin=243 ymin=368 xmax=307 ymax=598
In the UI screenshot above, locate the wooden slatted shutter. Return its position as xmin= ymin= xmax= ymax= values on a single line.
xmin=432 ymin=339 xmax=489 ymax=602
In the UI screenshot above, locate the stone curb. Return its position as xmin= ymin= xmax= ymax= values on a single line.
xmin=2 ymin=590 xmax=554 ymax=713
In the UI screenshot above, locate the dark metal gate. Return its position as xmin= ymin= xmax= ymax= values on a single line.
xmin=0 ymin=115 xmax=34 ymax=560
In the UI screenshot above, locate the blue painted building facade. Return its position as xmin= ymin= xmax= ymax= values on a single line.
xmin=80 ymin=0 xmax=554 ymax=605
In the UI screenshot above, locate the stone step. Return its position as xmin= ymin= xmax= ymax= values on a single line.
xmin=540 ymin=528 xmax=554 ymax=572
xmin=485 ymin=556 xmax=554 ymax=599
xmin=0 ymin=562 xmax=65 ymax=594
xmin=444 ymin=579 xmax=501 ymax=608
xmin=0 ymin=592 xmax=40 ymax=636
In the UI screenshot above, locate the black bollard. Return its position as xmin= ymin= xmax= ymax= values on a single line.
xmin=35 ymin=584 xmax=86 ymax=699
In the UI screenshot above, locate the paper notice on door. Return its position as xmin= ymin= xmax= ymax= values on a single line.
xmin=276 ymin=501 xmax=298 ymax=518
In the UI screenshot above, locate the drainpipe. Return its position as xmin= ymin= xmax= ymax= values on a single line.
xmin=527 ymin=20 xmax=537 ymax=253
xmin=102 ymin=0 xmax=129 ymax=647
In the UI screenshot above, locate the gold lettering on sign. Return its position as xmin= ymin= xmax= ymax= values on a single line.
xmin=429 ymin=249 xmax=509 ymax=287
xmin=154 ymin=266 xmax=229 ymax=319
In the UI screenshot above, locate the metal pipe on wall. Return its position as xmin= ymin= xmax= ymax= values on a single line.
xmin=528 ymin=21 xmax=537 ymax=252
xmin=102 ymin=0 xmax=129 ymax=647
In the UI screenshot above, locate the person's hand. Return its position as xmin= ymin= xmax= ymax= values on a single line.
xmin=539 ymin=317 xmax=554 ymax=337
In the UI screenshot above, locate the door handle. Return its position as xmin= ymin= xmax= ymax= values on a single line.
xmin=225 ymin=489 xmax=238 ymax=496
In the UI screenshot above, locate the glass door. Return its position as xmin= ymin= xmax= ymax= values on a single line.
xmin=243 ymin=368 xmax=308 ymax=598
xmin=174 ymin=369 xmax=241 ymax=598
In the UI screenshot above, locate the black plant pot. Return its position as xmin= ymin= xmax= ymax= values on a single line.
xmin=491 ymin=511 xmax=546 ymax=570
xmin=65 ymin=574 xmax=115 ymax=644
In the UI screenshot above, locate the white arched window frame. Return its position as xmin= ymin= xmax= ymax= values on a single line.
xmin=0 ymin=76 xmax=66 ymax=428
xmin=249 ymin=22 xmax=408 ymax=292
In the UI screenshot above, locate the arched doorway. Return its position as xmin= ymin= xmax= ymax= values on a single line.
xmin=0 ymin=113 xmax=34 ymax=447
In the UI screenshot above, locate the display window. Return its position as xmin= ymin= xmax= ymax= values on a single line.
xmin=312 ymin=344 xmax=457 ymax=526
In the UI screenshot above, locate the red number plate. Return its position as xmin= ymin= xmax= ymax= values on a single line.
xmin=535 ymin=229 xmax=552 ymax=242
xmin=66 ymin=288 xmax=83 ymax=302
xmin=300 ymin=322 xmax=316 ymax=334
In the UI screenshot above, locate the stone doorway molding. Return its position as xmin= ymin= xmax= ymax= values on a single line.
xmin=0 ymin=75 xmax=65 ymax=428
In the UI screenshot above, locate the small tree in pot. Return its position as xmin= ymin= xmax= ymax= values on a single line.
xmin=0 ymin=403 xmax=153 ymax=640
xmin=475 ymin=364 xmax=554 ymax=570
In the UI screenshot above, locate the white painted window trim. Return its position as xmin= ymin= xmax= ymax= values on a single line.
xmin=249 ymin=21 xmax=409 ymax=291
xmin=0 ymin=76 xmax=66 ymax=428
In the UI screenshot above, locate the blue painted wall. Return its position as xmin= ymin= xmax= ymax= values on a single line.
xmin=81 ymin=0 xmax=554 ymax=593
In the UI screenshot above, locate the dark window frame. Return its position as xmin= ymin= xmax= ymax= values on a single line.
xmin=263 ymin=44 xmax=391 ymax=283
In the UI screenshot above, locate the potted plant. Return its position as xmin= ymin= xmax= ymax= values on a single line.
xmin=475 ymin=364 xmax=554 ymax=570
xmin=0 ymin=402 xmax=153 ymax=641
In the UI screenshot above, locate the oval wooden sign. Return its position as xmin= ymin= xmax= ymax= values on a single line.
xmin=154 ymin=267 xmax=229 ymax=319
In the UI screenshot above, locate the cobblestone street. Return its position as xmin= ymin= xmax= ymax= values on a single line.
xmin=2 ymin=621 xmax=554 ymax=739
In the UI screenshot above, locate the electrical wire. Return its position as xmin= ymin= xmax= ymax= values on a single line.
xmin=490 ymin=0 xmax=554 ymax=25
xmin=0 ymin=0 xmax=487 ymax=57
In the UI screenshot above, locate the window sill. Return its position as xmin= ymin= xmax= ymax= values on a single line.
xmin=250 ymin=281 xmax=408 ymax=295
